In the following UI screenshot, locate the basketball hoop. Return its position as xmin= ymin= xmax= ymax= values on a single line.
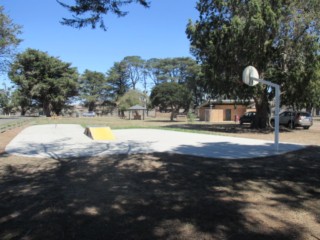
xmin=242 ymin=66 xmax=281 ymax=152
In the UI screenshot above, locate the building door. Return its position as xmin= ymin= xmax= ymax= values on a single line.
xmin=225 ymin=109 xmax=232 ymax=121
xmin=205 ymin=109 xmax=211 ymax=122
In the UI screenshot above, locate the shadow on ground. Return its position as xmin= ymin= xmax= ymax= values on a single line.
xmin=0 ymin=146 xmax=319 ymax=240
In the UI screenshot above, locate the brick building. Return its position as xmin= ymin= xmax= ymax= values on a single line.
xmin=198 ymin=100 xmax=255 ymax=122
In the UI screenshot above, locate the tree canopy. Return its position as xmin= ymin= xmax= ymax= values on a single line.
xmin=106 ymin=61 xmax=130 ymax=100
xmin=146 ymin=57 xmax=198 ymax=85
xmin=9 ymin=49 xmax=79 ymax=117
xmin=123 ymin=56 xmax=145 ymax=90
xmin=187 ymin=0 xmax=320 ymax=128
xmin=0 ymin=85 xmax=14 ymax=114
xmin=150 ymin=82 xmax=192 ymax=121
xmin=117 ymin=89 xmax=146 ymax=111
xmin=144 ymin=57 xmax=205 ymax=106
xmin=58 ymin=0 xmax=150 ymax=30
xmin=0 ymin=6 xmax=22 ymax=74
xmin=79 ymin=69 xmax=110 ymax=111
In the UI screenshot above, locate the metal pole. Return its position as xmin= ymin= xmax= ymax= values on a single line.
xmin=250 ymin=77 xmax=280 ymax=152
xmin=274 ymin=85 xmax=280 ymax=152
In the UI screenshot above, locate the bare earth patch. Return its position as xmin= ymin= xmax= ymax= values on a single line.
xmin=0 ymin=124 xmax=319 ymax=240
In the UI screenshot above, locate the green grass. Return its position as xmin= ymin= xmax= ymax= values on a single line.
xmin=29 ymin=116 xmax=225 ymax=136
xmin=23 ymin=117 xmax=248 ymax=135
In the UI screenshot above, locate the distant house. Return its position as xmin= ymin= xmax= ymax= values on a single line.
xmin=198 ymin=100 xmax=255 ymax=122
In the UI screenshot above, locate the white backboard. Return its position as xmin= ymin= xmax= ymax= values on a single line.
xmin=242 ymin=66 xmax=259 ymax=86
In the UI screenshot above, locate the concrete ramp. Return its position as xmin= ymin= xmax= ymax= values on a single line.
xmin=84 ymin=127 xmax=115 ymax=140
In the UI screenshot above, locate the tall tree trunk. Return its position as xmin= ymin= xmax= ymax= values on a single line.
xmin=306 ymin=105 xmax=312 ymax=114
xmin=53 ymin=109 xmax=62 ymax=116
xmin=43 ymin=101 xmax=51 ymax=117
xmin=20 ymin=108 xmax=27 ymax=116
xmin=252 ymin=91 xmax=270 ymax=129
xmin=88 ymin=101 xmax=95 ymax=112
xmin=170 ymin=111 xmax=175 ymax=121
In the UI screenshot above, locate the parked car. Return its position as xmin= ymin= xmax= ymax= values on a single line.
xmin=82 ymin=111 xmax=96 ymax=117
xmin=239 ymin=112 xmax=256 ymax=125
xmin=270 ymin=111 xmax=313 ymax=129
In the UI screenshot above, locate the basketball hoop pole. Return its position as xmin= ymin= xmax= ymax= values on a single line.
xmin=250 ymin=76 xmax=280 ymax=152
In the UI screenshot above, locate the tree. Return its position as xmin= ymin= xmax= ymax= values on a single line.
xmin=145 ymin=58 xmax=162 ymax=86
xmin=106 ymin=61 xmax=130 ymax=100
xmin=0 ymin=6 xmax=22 ymax=74
xmin=122 ymin=56 xmax=145 ymax=90
xmin=150 ymin=82 xmax=192 ymax=121
xmin=0 ymin=84 xmax=14 ymax=114
xmin=145 ymin=57 xmax=205 ymax=107
xmin=278 ymin=41 xmax=320 ymax=111
xmin=187 ymin=0 xmax=320 ymax=128
xmin=79 ymin=69 xmax=110 ymax=111
xmin=307 ymin=60 xmax=320 ymax=111
xmin=184 ymin=62 xmax=207 ymax=107
xmin=117 ymin=89 xmax=146 ymax=112
xmin=58 ymin=0 xmax=150 ymax=30
xmin=10 ymin=88 xmax=33 ymax=116
xmin=145 ymin=57 xmax=201 ymax=83
xmin=0 ymin=84 xmax=33 ymax=116
xmin=9 ymin=49 xmax=79 ymax=117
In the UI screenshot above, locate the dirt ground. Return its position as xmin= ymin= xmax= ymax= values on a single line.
xmin=0 ymin=123 xmax=319 ymax=240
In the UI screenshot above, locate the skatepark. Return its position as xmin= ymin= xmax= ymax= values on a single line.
xmin=5 ymin=124 xmax=304 ymax=159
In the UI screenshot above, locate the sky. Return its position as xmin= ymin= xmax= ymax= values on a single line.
xmin=1 ymin=0 xmax=199 ymax=80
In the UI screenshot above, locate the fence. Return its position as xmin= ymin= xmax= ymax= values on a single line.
xmin=0 ymin=118 xmax=33 ymax=133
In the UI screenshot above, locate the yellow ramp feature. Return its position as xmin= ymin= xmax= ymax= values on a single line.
xmin=84 ymin=127 xmax=115 ymax=140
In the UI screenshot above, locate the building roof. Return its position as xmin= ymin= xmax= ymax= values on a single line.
xmin=198 ymin=99 xmax=253 ymax=108
xmin=129 ymin=105 xmax=146 ymax=110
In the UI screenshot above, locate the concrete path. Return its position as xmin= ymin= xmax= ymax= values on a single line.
xmin=5 ymin=124 xmax=304 ymax=159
